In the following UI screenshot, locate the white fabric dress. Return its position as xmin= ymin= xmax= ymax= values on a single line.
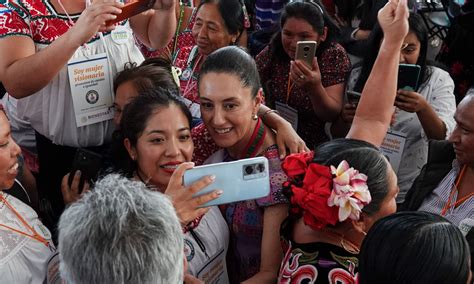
xmin=0 ymin=192 xmax=55 ymax=283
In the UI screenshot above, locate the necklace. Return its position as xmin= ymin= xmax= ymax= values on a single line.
xmin=239 ymin=118 xmax=267 ymax=159
xmin=441 ymin=165 xmax=474 ymax=216
xmin=322 ymin=229 xmax=362 ymax=254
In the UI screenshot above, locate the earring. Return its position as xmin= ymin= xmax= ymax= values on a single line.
xmin=131 ymin=155 xmax=136 ymax=161
xmin=252 ymin=113 xmax=258 ymax=120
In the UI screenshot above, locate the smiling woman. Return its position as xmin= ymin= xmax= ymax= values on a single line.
xmin=256 ymin=0 xmax=351 ymax=148
xmin=198 ymin=46 xmax=289 ymax=283
xmin=0 ymin=105 xmax=55 ymax=283
xmin=113 ymin=88 xmax=230 ymax=283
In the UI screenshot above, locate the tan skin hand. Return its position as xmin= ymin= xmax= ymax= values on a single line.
xmin=165 ymin=162 xmax=223 ymax=227
xmin=395 ymin=89 xmax=427 ymax=113
xmin=61 ymin=171 xmax=90 ymax=205
xmin=152 ymin=0 xmax=176 ymax=10
xmin=69 ymin=0 xmax=124 ymax=46
xmin=290 ymin=58 xmax=322 ymax=89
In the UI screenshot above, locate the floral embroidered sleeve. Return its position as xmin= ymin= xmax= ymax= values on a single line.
xmin=0 ymin=2 xmax=32 ymax=38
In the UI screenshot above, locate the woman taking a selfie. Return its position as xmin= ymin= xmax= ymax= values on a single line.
xmin=197 ymin=46 xmax=289 ymax=283
xmin=0 ymin=104 xmax=55 ymax=283
xmin=256 ymin=0 xmax=351 ymax=148
xmin=116 ymin=89 xmax=229 ymax=283
xmin=330 ymin=13 xmax=456 ymax=203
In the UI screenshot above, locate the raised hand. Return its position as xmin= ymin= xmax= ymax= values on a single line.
xmin=69 ymin=0 xmax=124 ymax=46
xmin=377 ymin=0 xmax=409 ymax=45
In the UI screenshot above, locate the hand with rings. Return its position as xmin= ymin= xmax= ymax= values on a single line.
xmin=290 ymin=58 xmax=322 ymax=88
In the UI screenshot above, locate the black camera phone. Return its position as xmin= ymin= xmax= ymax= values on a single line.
xmin=68 ymin=148 xmax=103 ymax=193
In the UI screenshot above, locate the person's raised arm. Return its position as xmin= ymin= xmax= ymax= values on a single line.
xmin=0 ymin=0 xmax=123 ymax=99
xmin=347 ymin=0 xmax=409 ymax=147
xmin=130 ymin=0 xmax=176 ymax=49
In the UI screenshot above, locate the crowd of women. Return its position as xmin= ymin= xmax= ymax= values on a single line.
xmin=0 ymin=0 xmax=472 ymax=283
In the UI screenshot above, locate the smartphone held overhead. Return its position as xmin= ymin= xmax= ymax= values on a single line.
xmin=183 ymin=157 xmax=270 ymax=207
xmin=106 ymin=0 xmax=156 ymax=26
xmin=295 ymin=41 xmax=317 ymax=69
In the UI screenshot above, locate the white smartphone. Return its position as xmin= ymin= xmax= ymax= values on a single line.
xmin=183 ymin=157 xmax=270 ymax=207
xmin=295 ymin=41 xmax=317 ymax=68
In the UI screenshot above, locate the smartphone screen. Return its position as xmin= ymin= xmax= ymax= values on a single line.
xmin=397 ymin=64 xmax=421 ymax=91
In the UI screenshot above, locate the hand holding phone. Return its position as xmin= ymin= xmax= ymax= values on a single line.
xmin=105 ymin=0 xmax=156 ymax=26
xmin=165 ymin=162 xmax=222 ymax=226
xmin=61 ymin=171 xmax=91 ymax=205
xmin=183 ymin=157 xmax=270 ymax=207
xmin=67 ymin=148 xmax=103 ymax=194
xmin=295 ymin=41 xmax=317 ymax=69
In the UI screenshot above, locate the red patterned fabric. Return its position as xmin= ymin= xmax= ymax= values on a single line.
xmin=137 ymin=7 xmax=197 ymax=60
xmin=256 ymin=42 xmax=351 ymax=148
xmin=0 ymin=0 xmax=112 ymax=44
xmin=191 ymin=123 xmax=219 ymax=166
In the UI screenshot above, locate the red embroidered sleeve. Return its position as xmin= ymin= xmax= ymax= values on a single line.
xmin=0 ymin=3 xmax=32 ymax=38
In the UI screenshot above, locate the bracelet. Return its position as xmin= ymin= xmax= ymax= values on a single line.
xmin=350 ymin=28 xmax=360 ymax=40
xmin=261 ymin=109 xmax=280 ymax=121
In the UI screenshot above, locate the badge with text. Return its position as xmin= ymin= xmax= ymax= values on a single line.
xmin=67 ymin=53 xmax=114 ymax=127
xmin=275 ymin=101 xmax=298 ymax=130
xmin=380 ymin=130 xmax=407 ymax=174
xmin=196 ymin=248 xmax=227 ymax=284
xmin=111 ymin=25 xmax=130 ymax=45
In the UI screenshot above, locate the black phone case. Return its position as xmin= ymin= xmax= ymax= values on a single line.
xmin=397 ymin=64 xmax=421 ymax=91
xmin=68 ymin=148 xmax=103 ymax=193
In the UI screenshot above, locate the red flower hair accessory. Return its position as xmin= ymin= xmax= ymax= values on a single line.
xmin=282 ymin=152 xmax=371 ymax=230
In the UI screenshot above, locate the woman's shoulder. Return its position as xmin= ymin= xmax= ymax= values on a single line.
xmin=422 ymin=66 xmax=455 ymax=93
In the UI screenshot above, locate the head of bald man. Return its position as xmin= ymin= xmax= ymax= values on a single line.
xmin=449 ymin=94 xmax=474 ymax=167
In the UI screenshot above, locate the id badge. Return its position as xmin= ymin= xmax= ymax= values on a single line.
xmin=196 ymin=248 xmax=227 ymax=284
xmin=67 ymin=53 xmax=114 ymax=127
xmin=380 ymin=129 xmax=407 ymax=174
xmin=275 ymin=101 xmax=298 ymax=130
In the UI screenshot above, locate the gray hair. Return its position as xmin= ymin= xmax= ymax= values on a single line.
xmin=58 ymin=174 xmax=184 ymax=284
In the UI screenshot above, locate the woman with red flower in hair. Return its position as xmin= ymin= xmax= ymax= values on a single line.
xmin=277 ymin=0 xmax=408 ymax=283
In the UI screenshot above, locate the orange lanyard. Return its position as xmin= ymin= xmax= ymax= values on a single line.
xmin=286 ymin=76 xmax=294 ymax=104
xmin=441 ymin=165 xmax=474 ymax=216
xmin=0 ymin=193 xmax=51 ymax=248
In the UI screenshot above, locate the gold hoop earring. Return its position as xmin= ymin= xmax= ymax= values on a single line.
xmin=252 ymin=114 xmax=258 ymax=120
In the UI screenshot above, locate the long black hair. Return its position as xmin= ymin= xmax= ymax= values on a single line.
xmin=359 ymin=211 xmax=471 ymax=284
xmin=354 ymin=12 xmax=431 ymax=93
xmin=269 ymin=0 xmax=341 ymax=62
